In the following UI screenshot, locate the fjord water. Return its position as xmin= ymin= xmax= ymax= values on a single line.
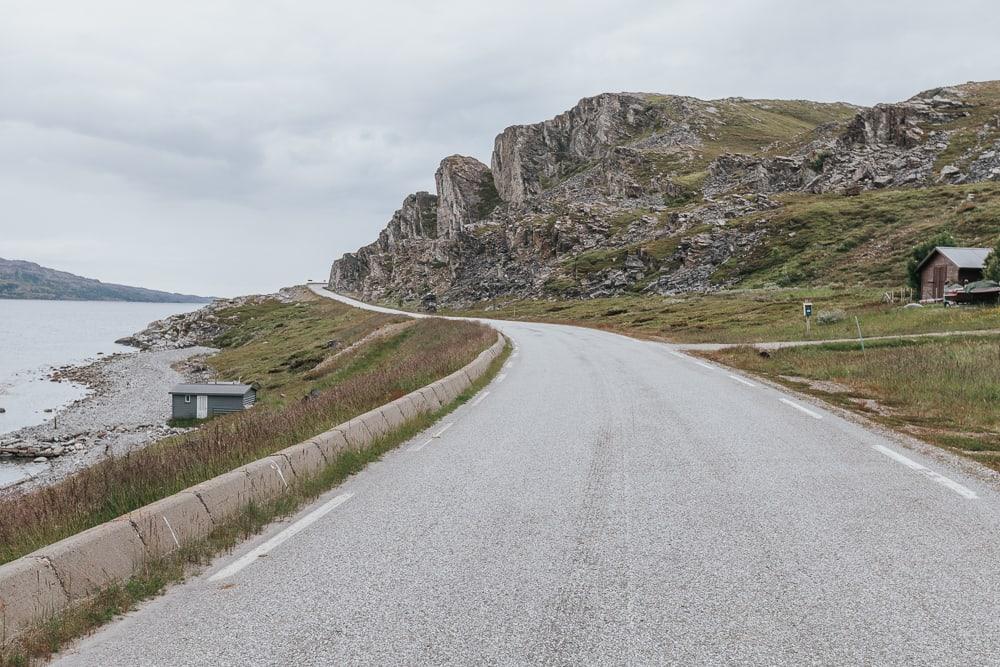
xmin=0 ymin=299 xmax=201 ymax=487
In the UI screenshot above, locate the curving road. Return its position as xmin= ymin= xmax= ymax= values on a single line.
xmin=55 ymin=287 xmax=1000 ymax=666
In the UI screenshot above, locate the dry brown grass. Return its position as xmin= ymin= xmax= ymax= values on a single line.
xmin=0 ymin=317 xmax=495 ymax=565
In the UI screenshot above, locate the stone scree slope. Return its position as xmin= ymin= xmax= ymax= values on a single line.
xmin=0 ymin=333 xmax=506 ymax=646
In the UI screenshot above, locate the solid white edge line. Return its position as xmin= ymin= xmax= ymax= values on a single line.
xmin=728 ymin=374 xmax=757 ymax=387
xmin=872 ymin=445 xmax=978 ymax=499
xmin=208 ymin=493 xmax=354 ymax=581
xmin=779 ymin=397 xmax=823 ymax=420
xmin=471 ymin=391 xmax=491 ymax=406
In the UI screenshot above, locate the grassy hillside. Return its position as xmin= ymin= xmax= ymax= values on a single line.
xmin=715 ymin=182 xmax=1000 ymax=287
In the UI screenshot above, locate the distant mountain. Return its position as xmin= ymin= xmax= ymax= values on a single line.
xmin=0 ymin=258 xmax=214 ymax=303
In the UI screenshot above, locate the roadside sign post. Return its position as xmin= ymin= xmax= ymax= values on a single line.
xmin=803 ymin=301 xmax=813 ymax=336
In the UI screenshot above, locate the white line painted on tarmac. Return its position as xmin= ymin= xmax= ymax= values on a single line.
xmin=408 ymin=438 xmax=434 ymax=453
xmin=728 ymin=374 xmax=757 ymax=387
xmin=408 ymin=422 xmax=456 ymax=452
xmin=471 ymin=391 xmax=491 ymax=407
xmin=779 ymin=398 xmax=823 ymax=420
xmin=872 ymin=445 xmax=978 ymax=499
xmin=433 ymin=422 xmax=455 ymax=438
xmin=209 ymin=493 xmax=354 ymax=581
xmin=496 ymin=373 xmax=507 ymax=383
xmin=694 ymin=361 xmax=715 ymax=371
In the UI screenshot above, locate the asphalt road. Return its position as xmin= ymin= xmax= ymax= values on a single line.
xmin=55 ymin=288 xmax=1000 ymax=666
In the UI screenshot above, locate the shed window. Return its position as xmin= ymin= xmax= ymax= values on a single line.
xmin=184 ymin=395 xmax=191 ymax=403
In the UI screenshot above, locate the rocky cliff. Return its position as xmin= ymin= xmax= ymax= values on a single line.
xmin=330 ymin=81 xmax=1000 ymax=307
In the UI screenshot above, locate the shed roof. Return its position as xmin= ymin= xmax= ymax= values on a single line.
xmin=169 ymin=383 xmax=255 ymax=396
xmin=916 ymin=247 xmax=991 ymax=271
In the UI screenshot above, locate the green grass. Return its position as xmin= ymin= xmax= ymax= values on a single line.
xmin=700 ymin=335 xmax=1000 ymax=471
xmin=0 ymin=296 xmax=495 ymax=566
xmin=448 ymin=288 xmax=1000 ymax=344
xmin=0 ymin=342 xmax=510 ymax=666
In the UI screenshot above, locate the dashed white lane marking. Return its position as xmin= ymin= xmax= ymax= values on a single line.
xmin=694 ymin=361 xmax=715 ymax=371
xmin=728 ymin=374 xmax=757 ymax=387
xmin=209 ymin=493 xmax=354 ymax=581
xmin=496 ymin=373 xmax=507 ymax=383
xmin=666 ymin=350 xmax=686 ymax=359
xmin=408 ymin=438 xmax=434 ymax=453
xmin=433 ymin=422 xmax=454 ymax=438
xmin=471 ymin=391 xmax=491 ymax=407
xmin=779 ymin=398 xmax=823 ymax=420
xmin=408 ymin=421 xmax=456 ymax=452
xmin=872 ymin=445 xmax=978 ymax=499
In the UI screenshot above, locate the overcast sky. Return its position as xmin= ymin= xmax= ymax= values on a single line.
xmin=1 ymin=0 xmax=997 ymax=297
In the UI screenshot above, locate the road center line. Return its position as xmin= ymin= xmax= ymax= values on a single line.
xmin=470 ymin=391 xmax=490 ymax=407
xmin=872 ymin=445 xmax=978 ymax=499
xmin=208 ymin=493 xmax=354 ymax=581
xmin=728 ymin=374 xmax=757 ymax=387
xmin=779 ymin=398 xmax=823 ymax=419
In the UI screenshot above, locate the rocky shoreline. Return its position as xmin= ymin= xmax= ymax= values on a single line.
xmin=0 ymin=288 xmax=300 ymax=493
xmin=0 ymin=346 xmax=215 ymax=492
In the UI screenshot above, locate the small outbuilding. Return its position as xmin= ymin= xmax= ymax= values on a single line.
xmin=169 ymin=383 xmax=257 ymax=420
xmin=916 ymin=247 xmax=991 ymax=302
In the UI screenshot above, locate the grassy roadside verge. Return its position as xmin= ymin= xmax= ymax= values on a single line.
xmin=1 ymin=343 xmax=511 ymax=666
xmin=443 ymin=289 xmax=1000 ymax=344
xmin=699 ymin=335 xmax=1000 ymax=471
xmin=0 ymin=294 xmax=495 ymax=565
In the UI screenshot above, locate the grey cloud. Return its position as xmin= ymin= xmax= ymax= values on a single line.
xmin=0 ymin=0 xmax=997 ymax=296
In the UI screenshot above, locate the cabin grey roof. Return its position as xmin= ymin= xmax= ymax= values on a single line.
xmin=168 ymin=383 xmax=255 ymax=396
xmin=917 ymin=246 xmax=991 ymax=271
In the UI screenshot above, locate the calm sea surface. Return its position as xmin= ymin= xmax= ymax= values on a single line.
xmin=0 ymin=300 xmax=201 ymax=487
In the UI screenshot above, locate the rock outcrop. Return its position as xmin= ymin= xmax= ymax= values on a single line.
xmin=435 ymin=156 xmax=496 ymax=237
xmin=329 ymin=81 xmax=1000 ymax=307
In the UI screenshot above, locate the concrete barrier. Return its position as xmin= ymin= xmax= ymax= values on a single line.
xmin=0 ymin=557 xmax=69 ymax=643
xmin=279 ymin=440 xmax=328 ymax=480
xmin=359 ymin=409 xmax=391 ymax=440
xmin=338 ymin=417 xmax=372 ymax=451
xmin=415 ymin=387 xmax=442 ymax=412
xmin=37 ymin=519 xmax=145 ymax=601
xmin=243 ymin=456 xmax=296 ymax=502
xmin=129 ymin=492 xmax=214 ymax=558
xmin=310 ymin=429 xmax=350 ymax=462
xmin=0 ymin=332 xmax=505 ymax=647
xmin=190 ymin=469 xmax=255 ymax=523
